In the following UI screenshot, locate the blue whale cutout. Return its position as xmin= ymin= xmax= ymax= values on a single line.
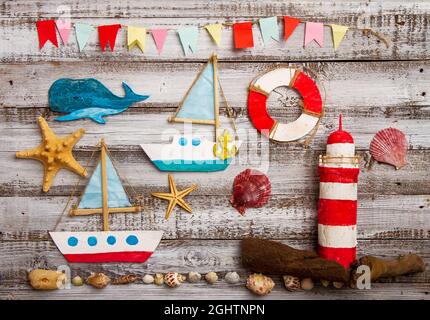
xmin=48 ymin=78 xmax=149 ymax=124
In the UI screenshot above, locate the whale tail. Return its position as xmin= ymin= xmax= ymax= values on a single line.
xmin=122 ymin=82 xmax=149 ymax=103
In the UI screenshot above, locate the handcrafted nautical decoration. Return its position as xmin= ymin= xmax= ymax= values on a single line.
xmin=318 ymin=115 xmax=360 ymax=268
xmin=16 ymin=117 xmax=87 ymax=192
xmin=370 ymin=128 xmax=408 ymax=169
xmin=48 ymin=78 xmax=149 ymax=124
xmin=230 ymin=169 xmax=271 ymax=215
xmin=248 ymin=67 xmax=323 ymax=142
xmin=50 ymin=139 xmax=163 ymax=263
xmin=151 ymin=174 xmax=197 ymax=220
xmin=141 ymin=54 xmax=241 ymax=172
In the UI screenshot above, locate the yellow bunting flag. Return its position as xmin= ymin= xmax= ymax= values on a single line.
xmin=330 ymin=24 xmax=349 ymax=50
xmin=127 ymin=26 xmax=147 ymax=52
xmin=204 ymin=23 xmax=223 ymax=46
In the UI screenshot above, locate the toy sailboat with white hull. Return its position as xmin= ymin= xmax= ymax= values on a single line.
xmin=50 ymin=139 xmax=163 ymax=263
xmin=141 ymin=54 xmax=241 ymax=172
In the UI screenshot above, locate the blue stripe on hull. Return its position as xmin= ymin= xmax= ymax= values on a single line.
xmin=152 ymin=159 xmax=231 ymax=172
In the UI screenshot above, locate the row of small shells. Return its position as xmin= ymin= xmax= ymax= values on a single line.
xmin=245 ymin=274 xmax=346 ymax=296
xmin=77 ymin=271 xmax=241 ymax=289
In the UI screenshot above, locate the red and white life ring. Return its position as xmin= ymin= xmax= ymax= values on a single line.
xmin=248 ymin=68 xmax=323 ymax=142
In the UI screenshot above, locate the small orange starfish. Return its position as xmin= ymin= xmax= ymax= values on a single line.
xmin=16 ymin=117 xmax=87 ymax=192
xmin=151 ymin=174 xmax=198 ymax=220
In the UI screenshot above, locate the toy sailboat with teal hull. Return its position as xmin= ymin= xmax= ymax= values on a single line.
xmin=141 ymin=54 xmax=241 ymax=172
xmin=50 ymin=139 xmax=163 ymax=263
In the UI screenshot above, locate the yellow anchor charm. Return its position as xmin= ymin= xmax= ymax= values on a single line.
xmin=213 ymin=129 xmax=237 ymax=160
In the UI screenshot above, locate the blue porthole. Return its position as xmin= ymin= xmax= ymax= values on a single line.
xmin=192 ymin=138 xmax=201 ymax=146
xmin=179 ymin=137 xmax=187 ymax=146
xmin=68 ymin=236 xmax=78 ymax=247
xmin=87 ymin=236 xmax=97 ymax=246
xmin=126 ymin=235 xmax=139 ymax=245
xmin=107 ymin=235 xmax=116 ymax=245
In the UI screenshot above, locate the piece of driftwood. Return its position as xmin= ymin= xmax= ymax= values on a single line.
xmin=353 ymin=254 xmax=426 ymax=282
xmin=241 ymin=238 xmax=350 ymax=282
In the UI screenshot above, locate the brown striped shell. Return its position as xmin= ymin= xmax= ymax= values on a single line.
xmin=370 ymin=128 xmax=408 ymax=169
xmin=230 ymin=169 xmax=271 ymax=215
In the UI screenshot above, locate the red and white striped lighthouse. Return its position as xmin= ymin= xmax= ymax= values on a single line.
xmin=318 ymin=115 xmax=360 ymax=268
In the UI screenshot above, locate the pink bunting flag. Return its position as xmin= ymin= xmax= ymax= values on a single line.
xmin=55 ymin=20 xmax=72 ymax=45
xmin=36 ymin=20 xmax=58 ymax=49
xmin=151 ymin=29 xmax=168 ymax=54
xmin=304 ymin=22 xmax=324 ymax=47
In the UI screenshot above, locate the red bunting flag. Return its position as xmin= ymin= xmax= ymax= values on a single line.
xmin=98 ymin=24 xmax=122 ymax=51
xmin=36 ymin=20 xmax=58 ymax=49
xmin=233 ymin=22 xmax=254 ymax=49
xmin=283 ymin=16 xmax=301 ymax=41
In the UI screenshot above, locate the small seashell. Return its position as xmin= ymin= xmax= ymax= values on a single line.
xmin=86 ymin=273 xmax=111 ymax=289
xmin=370 ymin=128 xmax=408 ymax=169
xmin=187 ymin=271 xmax=201 ymax=283
xmin=225 ymin=272 xmax=240 ymax=284
xmin=300 ymin=278 xmax=314 ymax=291
xmin=320 ymin=279 xmax=330 ymax=288
xmin=332 ymin=281 xmax=344 ymax=289
xmin=142 ymin=274 xmax=154 ymax=284
xmin=111 ymin=274 xmax=139 ymax=285
xmin=28 ymin=269 xmax=67 ymax=290
xmin=154 ymin=273 xmax=164 ymax=286
xmin=164 ymin=272 xmax=185 ymax=288
xmin=72 ymin=275 xmax=84 ymax=286
xmin=205 ymin=272 xmax=218 ymax=284
xmin=283 ymin=275 xmax=301 ymax=292
xmin=246 ymin=273 xmax=275 ymax=296
xmin=230 ymin=169 xmax=271 ymax=215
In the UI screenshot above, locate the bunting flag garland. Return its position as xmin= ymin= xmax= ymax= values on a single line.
xmin=330 ymin=24 xmax=349 ymax=50
xmin=75 ymin=23 xmax=94 ymax=51
xmin=98 ymin=24 xmax=122 ymax=52
xmin=233 ymin=22 xmax=254 ymax=49
xmin=304 ymin=22 xmax=324 ymax=47
xmin=35 ymin=16 xmax=389 ymax=54
xmin=36 ymin=20 xmax=58 ymax=49
xmin=55 ymin=20 xmax=72 ymax=45
xmin=204 ymin=23 xmax=223 ymax=46
xmin=177 ymin=26 xmax=199 ymax=55
xmin=283 ymin=16 xmax=301 ymax=41
xmin=259 ymin=17 xmax=279 ymax=44
xmin=151 ymin=29 xmax=168 ymax=54
xmin=127 ymin=26 xmax=146 ymax=52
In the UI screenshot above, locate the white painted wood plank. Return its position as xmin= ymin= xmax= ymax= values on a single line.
xmin=1 ymin=61 xmax=428 ymax=109
xmin=2 ymin=147 xmax=429 ymax=196
xmin=2 ymin=282 xmax=429 ymax=300
xmin=0 ymin=61 xmax=430 ymax=110
xmin=2 ymin=0 xmax=429 ymax=19
xmin=0 ymin=239 xmax=428 ymax=294
xmin=1 ymin=112 xmax=430 ymax=152
xmin=0 ymin=194 xmax=428 ymax=241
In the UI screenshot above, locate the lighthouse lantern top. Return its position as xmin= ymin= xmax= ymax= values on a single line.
xmin=327 ymin=114 xmax=354 ymax=145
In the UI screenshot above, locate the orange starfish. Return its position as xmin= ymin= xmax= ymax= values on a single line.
xmin=16 ymin=117 xmax=87 ymax=192
xmin=151 ymin=174 xmax=198 ymax=220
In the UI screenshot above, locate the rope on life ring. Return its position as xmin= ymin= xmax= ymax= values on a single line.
xmin=247 ymin=67 xmax=323 ymax=143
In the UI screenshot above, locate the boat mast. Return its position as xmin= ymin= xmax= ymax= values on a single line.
xmin=212 ymin=54 xmax=220 ymax=139
xmin=100 ymin=138 xmax=109 ymax=231
xmin=69 ymin=139 xmax=141 ymax=228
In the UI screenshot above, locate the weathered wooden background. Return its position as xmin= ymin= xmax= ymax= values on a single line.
xmin=0 ymin=0 xmax=429 ymax=300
